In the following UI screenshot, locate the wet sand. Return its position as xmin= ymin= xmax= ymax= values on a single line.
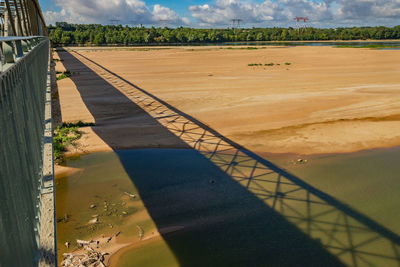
xmin=55 ymin=45 xmax=400 ymax=155
xmin=55 ymin=152 xmax=176 ymax=265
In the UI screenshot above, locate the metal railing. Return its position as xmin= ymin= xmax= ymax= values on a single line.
xmin=0 ymin=36 xmax=51 ymax=266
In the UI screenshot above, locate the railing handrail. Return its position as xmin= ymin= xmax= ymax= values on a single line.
xmin=0 ymin=36 xmax=48 ymax=73
xmin=0 ymin=36 xmax=44 ymax=41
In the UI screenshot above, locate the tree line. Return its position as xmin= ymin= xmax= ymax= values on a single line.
xmin=49 ymin=22 xmax=400 ymax=45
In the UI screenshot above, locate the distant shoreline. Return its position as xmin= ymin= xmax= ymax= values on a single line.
xmin=52 ymin=39 xmax=400 ymax=47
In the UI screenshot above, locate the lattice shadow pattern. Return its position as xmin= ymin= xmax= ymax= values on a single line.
xmin=72 ymin=50 xmax=400 ymax=267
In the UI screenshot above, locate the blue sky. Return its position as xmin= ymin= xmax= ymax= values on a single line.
xmin=39 ymin=0 xmax=208 ymax=18
xmin=40 ymin=0 xmax=400 ymax=28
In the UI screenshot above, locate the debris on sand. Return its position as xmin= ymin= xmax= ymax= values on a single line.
xmin=124 ymin=192 xmax=136 ymax=198
xmin=106 ymin=231 xmax=121 ymax=243
xmin=295 ymin=158 xmax=308 ymax=164
xmin=137 ymin=225 xmax=144 ymax=240
xmin=61 ymin=249 xmax=109 ymax=267
xmin=77 ymin=239 xmax=95 ymax=247
xmin=62 ymin=234 xmax=123 ymax=266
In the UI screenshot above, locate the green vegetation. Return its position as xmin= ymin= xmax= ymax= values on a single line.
xmin=248 ymin=62 xmax=290 ymax=67
xmin=53 ymin=125 xmax=80 ymax=162
xmin=56 ymin=70 xmax=72 ymax=80
xmin=49 ymin=22 xmax=400 ymax=46
xmin=62 ymin=121 xmax=95 ymax=128
xmin=335 ymin=44 xmax=399 ymax=49
xmin=221 ymin=46 xmax=267 ymax=50
xmin=53 ymin=121 xmax=95 ymax=162
xmin=285 ymin=62 xmax=291 ymax=65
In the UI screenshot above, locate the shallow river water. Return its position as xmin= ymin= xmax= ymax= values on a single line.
xmin=56 ymin=147 xmax=400 ymax=266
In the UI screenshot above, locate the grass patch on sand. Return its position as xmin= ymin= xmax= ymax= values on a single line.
xmin=56 ymin=70 xmax=72 ymax=80
xmin=56 ymin=70 xmax=81 ymax=80
xmin=222 ymin=46 xmax=265 ymax=50
xmin=54 ymin=121 xmax=95 ymax=162
xmin=335 ymin=44 xmax=399 ymax=49
xmin=248 ymin=62 xmax=292 ymax=67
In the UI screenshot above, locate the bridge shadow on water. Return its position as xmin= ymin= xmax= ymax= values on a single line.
xmin=58 ymin=48 xmax=400 ymax=266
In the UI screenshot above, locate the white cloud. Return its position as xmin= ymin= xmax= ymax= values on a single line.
xmin=336 ymin=0 xmax=400 ymax=20
xmin=44 ymin=0 xmax=189 ymax=26
xmin=278 ymin=0 xmax=332 ymax=21
xmin=44 ymin=0 xmax=400 ymax=27
xmin=188 ymin=0 xmax=279 ymax=26
xmin=188 ymin=0 xmax=400 ymax=27
xmin=152 ymin=4 xmax=180 ymax=22
xmin=188 ymin=0 xmax=333 ymax=27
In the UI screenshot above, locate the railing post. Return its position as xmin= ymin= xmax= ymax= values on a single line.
xmin=2 ymin=41 xmax=15 ymax=64
xmin=15 ymin=40 xmax=24 ymax=58
xmin=21 ymin=40 xmax=29 ymax=53
xmin=32 ymin=37 xmax=39 ymax=46
xmin=26 ymin=39 xmax=32 ymax=50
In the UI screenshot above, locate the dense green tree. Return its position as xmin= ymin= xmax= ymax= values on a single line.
xmin=48 ymin=23 xmax=400 ymax=46
xmin=50 ymin=27 xmax=63 ymax=44
xmin=93 ymin=32 xmax=105 ymax=45
xmin=60 ymin=31 xmax=73 ymax=44
xmin=255 ymin=32 xmax=264 ymax=41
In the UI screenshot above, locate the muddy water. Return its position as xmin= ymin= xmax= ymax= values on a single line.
xmin=263 ymin=146 xmax=400 ymax=235
xmin=56 ymin=147 xmax=400 ymax=266
xmin=55 ymin=152 xmax=172 ymax=264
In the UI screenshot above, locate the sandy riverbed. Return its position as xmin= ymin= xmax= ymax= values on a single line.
xmin=54 ymin=45 xmax=400 ymax=266
xmin=55 ymin=45 xmax=400 ymax=156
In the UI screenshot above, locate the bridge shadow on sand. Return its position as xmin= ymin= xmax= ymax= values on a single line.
xmin=58 ymin=48 xmax=400 ymax=267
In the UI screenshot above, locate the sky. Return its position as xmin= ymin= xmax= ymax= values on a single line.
xmin=39 ymin=0 xmax=400 ymax=28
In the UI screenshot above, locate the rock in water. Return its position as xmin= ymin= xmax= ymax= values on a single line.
xmin=124 ymin=192 xmax=136 ymax=198
xmin=88 ymin=217 xmax=98 ymax=224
